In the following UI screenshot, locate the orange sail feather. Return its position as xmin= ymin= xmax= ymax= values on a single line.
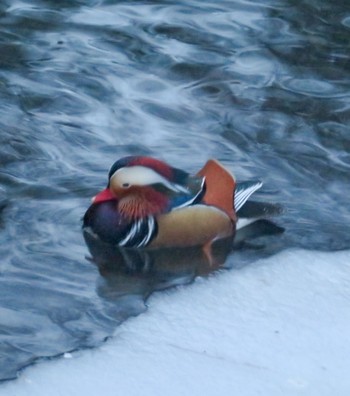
xmin=197 ymin=159 xmax=236 ymax=221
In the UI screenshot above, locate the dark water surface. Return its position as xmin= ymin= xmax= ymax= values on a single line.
xmin=1 ymin=0 xmax=349 ymax=382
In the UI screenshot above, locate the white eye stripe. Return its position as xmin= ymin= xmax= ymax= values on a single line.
xmin=111 ymin=166 xmax=167 ymax=186
xmin=110 ymin=166 xmax=189 ymax=193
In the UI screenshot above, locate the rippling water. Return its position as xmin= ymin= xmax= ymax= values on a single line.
xmin=1 ymin=0 xmax=349 ymax=382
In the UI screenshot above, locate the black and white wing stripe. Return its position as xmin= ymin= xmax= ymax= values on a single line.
xmin=235 ymin=181 xmax=284 ymax=232
xmin=234 ymin=181 xmax=263 ymax=213
xmin=118 ymin=216 xmax=157 ymax=248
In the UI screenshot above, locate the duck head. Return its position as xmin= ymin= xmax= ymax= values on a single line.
xmin=92 ymin=156 xmax=203 ymax=220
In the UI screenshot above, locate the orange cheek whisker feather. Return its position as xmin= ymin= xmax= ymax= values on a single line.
xmin=118 ymin=188 xmax=169 ymax=220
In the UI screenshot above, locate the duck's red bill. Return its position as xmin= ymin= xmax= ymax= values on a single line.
xmin=92 ymin=188 xmax=116 ymax=204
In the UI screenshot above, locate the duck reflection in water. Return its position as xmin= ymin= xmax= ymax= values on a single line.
xmin=83 ymin=215 xmax=284 ymax=303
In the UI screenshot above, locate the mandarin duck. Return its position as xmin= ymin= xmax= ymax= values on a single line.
xmin=83 ymin=156 xmax=281 ymax=250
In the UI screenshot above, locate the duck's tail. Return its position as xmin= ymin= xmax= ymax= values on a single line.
xmin=234 ymin=185 xmax=284 ymax=242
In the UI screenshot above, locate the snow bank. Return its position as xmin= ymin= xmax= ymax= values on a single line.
xmin=2 ymin=249 xmax=350 ymax=396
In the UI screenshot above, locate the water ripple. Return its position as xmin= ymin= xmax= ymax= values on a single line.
xmin=280 ymin=76 xmax=348 ymax=98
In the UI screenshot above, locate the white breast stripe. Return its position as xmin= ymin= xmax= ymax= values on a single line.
xmin=118 ymin=220 xmax=140 ymax=246
xmin=137 ymin=216 xmax=155 ymax=247
xmin=118 ymin=217 xmax=155 ymax=248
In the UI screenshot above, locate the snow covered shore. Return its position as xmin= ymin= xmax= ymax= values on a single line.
xmin=3 ymin=249 xmax=350 ymax=396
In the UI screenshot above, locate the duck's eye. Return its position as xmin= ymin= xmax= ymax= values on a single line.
xmin=122 ymin=183 xmax=130 ymax=188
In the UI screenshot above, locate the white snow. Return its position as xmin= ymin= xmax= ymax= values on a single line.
xmin=2 ymin=249 xmax=350 ymax=396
